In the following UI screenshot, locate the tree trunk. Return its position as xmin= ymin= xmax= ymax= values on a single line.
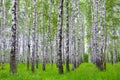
xmin=71 ymin=0 xmax=76 ymax=71
xmin=22 ymin=34 xmax=25 ymax=63
xmin=103 ymin=0 xmax=107 ymax=70
xmin=80 ymin=24 xmax=84 ymax=63
xmin=99 ymin=0 xmax=106 ymax=71
xmin=112 ymin=28 xmax=117 ymax=64
xmin=72 ymin=38 xmax=77 ymax=70
xmin=10 ymin=0 xmax=18 ymax=73
xmin=35 ymin=7 xmax=39 ymax=69
xmin=42 ymin=0 xmax=45 ymax=71
xmin=0 ymin=0 xmax=2 ymax=65
xmin=45 ymin=27 xmax=49 ymax=63
xmin=65 ymin=0 xmax=70 ymax=72
xmin=42 ymin=28 xmax=45 ymax=71
xmin=31 ymin=0 xmax=37 ymax=72
xmin=1 ymin=0 xmax=6 ymax=70
xmin=36 ymin=33 xmax=39 ymax=69
xmin=16 ymin=0 xmax=19 ymax=64
xmin=91 ymin=0 xmax=100 ymax=67
xmin=57 ymin=0 xmax=64 ymax=74
xmin=99 ymin=0 xmax=104 ymax=70
xmin=27 ymin=27 xmax=30 ymax=70
xmin=48 ymin=0 xmax=53 ymax=65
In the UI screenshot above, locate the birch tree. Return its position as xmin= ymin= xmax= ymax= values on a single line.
xmin=31 ymin=0 xmax=37 ymax=72
xmin=27 ymin=25 xmax=30 ymax=70
xmin=0 ymin=0 xmax=2 ymax=65
xmin=66 ymin=0 xmax=70 ymax=72
xmin=42 ymin=0 xmax=45 ymax=71
xmin=71 ymin=0 xmax=76 ymax=71
xmin=10 ymin=0 xmax=18 ymax=73
xmin=35 ymin=3 xmax=39 ymax=69
xmin=99 ymin=0 xmax=106 ymax=70
xmin=91 ymin=0 xmax=100 ymax=66
xmin=1 ymin=0 xmax=6 ymax=70
xmin=57 ymin=0 xmax=64 ymax=74
xmin=48 ymin=0 xmax=53 ymax=64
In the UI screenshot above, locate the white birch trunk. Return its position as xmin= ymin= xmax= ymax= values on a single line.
xmin=57 ymin=0 xmax=64 ymax=74
xmin=10 ymin=0 xmax=18 ymax=73
xmin=31 ymin=0 xmax=37 ymax=72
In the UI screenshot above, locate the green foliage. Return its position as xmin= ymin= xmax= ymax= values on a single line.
xmin=117 ymin=53 xmax=120 ymax=62
xmin=111 ymin=35 xmax=119 ymax=40
xmin=84 ymin=53 xmax=88 ymax=62
xmin=0 ymin=63 xmax=120 ymax=80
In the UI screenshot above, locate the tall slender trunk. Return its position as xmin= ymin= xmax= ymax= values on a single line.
xmin=1 ymin=0 xmax=6 ymax=70
xmin=22 ymin=8 xmax=26 ymax=63
xmin=71 ymin=0 xmax=76 ymax=71
xmin=42 ymin=0 xmax=45 ymax=71
xmin=99 ymin=0 xmax=103 ymax=66
xmin=91 ymin=0 xmax=95 ymax=62
xmin=27 ymin=0 xmax=31 ymax=70
xmin=79 ymin=24 xmax=84 ymax=63
xmin=92 ymin=0 xmax=100 ymax=66
xmin=45 ymin=26 xmax=49 ymax=63
xmin=48 ymin=0 xmax=53 ymax=64
xmin=66 ymin=0 xmax=70 ymax=72
xmin=62 ymin=33 xmax=65 ymax=64
xmin=2 ymin=39 xmax=5 ymax=70
xmin=35 ymin=6 xmax=39 ymax=69
xmin=112 ymin=28 xmax=117 ymax=64
xmin=103 ymin=0 xmax=106 ymax=70
xmin=10 ymin=0 xmax=18 ymax=73
xmin=57 ymin=0 xmax=64 ymax=74
xmin=27 ymin=27 xmax=30 ymax=70
xmin=42 ymin=25 xmax=45 ymax=71
xmin=88 ymin=0 xmax=93 ymax=63
xmin=56 ymin=33 xmax=58 ymax=67
xmin=76 ymin=0 xmax=85 ymax=63
xmin=94 ymin=0 xmax=100 ymax=67
xmin=22 ymin=34 xmax=25 ymax=63
xmin=36 ymin=33 xmax=39 ymax=68
xmin=0 ymin=0 xmax=2 ymax=65
xmin=31 ymin=0 xmax=37 ymax=72
xmin=16 ymin=0 xmax=19 ymax=64
xmin=99 ymin=0 xmax=106 ymax=70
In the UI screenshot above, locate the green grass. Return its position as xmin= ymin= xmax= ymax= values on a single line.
xmin=0 ymin=63 xmax=120 ymax=80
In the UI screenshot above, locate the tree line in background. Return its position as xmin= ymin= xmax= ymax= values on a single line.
xmin=0 ymin=0 xmax=120 ymax=74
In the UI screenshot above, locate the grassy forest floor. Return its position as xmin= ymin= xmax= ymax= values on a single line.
xmin=0 ymin=63 xmax=120 ymax=80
